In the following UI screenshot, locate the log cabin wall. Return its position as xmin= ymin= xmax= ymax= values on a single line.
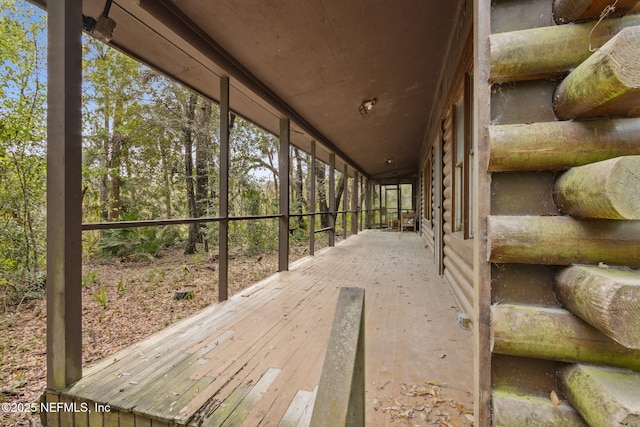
xmin=420 ymin=0 xmax=474 ymax=318
xmin=485 ymin=0 xmax=640 ymax=425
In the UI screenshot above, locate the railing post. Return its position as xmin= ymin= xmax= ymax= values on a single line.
xmin=378 ymin=182 xmax=383 ymax=229
xmin=310 ymin=141 xmax=316 ymax=255
xmin=310 ymin=287 xmax=365 ymax=427
xmin=278 ymin=118 xmax=290 ymax=271
xmin=219 ymin=76 xmax=230 ymax=301
xmin=47 ymin=0 xmax=83 ymax=390
xmin=351 ymin=171 xmax=358 ymax=235
xmin=329 ymin=154 xmax=336 ymax=246
xmin=343 ymin=163 xmax=348 ymax=239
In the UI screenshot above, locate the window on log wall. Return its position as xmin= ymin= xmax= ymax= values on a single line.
xmin=452 ymin=71 xmax=474 ymax=239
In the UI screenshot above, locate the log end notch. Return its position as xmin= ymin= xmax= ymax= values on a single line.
xmin=555 ymin=265 xmax=640 ymax=349
xmin=560 ymin=364 xmax=640 ymax=426
xmin=553 ymin=25 xmax=640 ymax=120
xmin=553 ymin=156 xmax=640 ymax=220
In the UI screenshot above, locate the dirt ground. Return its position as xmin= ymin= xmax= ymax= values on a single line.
xmin=0 ymin=241 xmax=315 ymax=426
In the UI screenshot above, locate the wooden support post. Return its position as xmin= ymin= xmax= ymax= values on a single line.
xmin=219 ymin=76 xmax=230 ymax=301
xmin=47 ymin=0 xmax=83 ymax=390
xmin=310 ymin=287 xmax=365 ymax=427
xmin=491 ymin=304 xmax=640 ymax=370
xmin=351 ymin=171 xmax=358 ymax=235
xmin=310 ymin=141 xmax=316 ymax=256
xmin=556 ymin=265 xmax=640 ymax=349
xmin=553 ymin=0 xmax=640 ymax=24
xmin=329 ymin=154 xmax=336 ymax=247
xmin=489 ymin=118 xmax=640 ymax=172
xmin=554 ymin=156 xmax=640 ymax=220
xmin=492 ymin=387 xmax=587 ymax=427
xmin=475 ymin=2 xmax=493 ymax=423
xmin=488 ymin=215 xmax=640 ymax=267
xmin=359 ymin=176 xmax=364 ymax=232
xmin=343 ymin=164 xmax=348 ymax=239
xmin=559 ymin=364 xmax=640 ymax=426
xmin=364 ymin=179 xmax=369 ymax=229
xmin=279 ymin=119 xmax=290 ymax=271
xmin=489 ymin=15 xmax=640 ymax=83
xmin=360 ymin=175 xmax=369 ymax=231
xmin=554 ymin=26 xmax=640 ymax=120
xmin=378 ymin=182 xmax=383 ymax=229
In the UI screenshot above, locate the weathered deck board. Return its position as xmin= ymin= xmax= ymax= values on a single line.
xmin=54 ymin=230 xmax=473 ymax=426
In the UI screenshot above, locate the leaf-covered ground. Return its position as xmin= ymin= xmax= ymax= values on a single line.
xmin=0 ymin=241 xmax=316 ymax=426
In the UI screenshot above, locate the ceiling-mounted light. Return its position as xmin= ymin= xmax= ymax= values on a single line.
xmin=363 ymin=98 xmax=376 ymax=110
xmin=385 ymin=157 xmax=395 ymax=165
xmin=358 ymin=98 xmax=377 ymax=118
xmin=83 ymin=0 xmax=117 ymax=42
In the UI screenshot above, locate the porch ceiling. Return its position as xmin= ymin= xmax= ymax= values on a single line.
xmin=42 ymin=0 xmax=462 ymax=179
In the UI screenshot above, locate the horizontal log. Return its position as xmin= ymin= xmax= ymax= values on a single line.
xmin=444 ymin=245 xmax=473 ymax=287
xmin=491 ymin=304 xmax=640 ymax=370
xmin=555 ymin=265 xmax=640 ymax=349
xmin=553 ymin=0 xmax=640 ymax=24
xmin=553 ymin=156 xmax=640 ymax=220
xmin=488 ymin=118 xmax=640 ymax=171
xmin=490 ymin=15 xmax=640 ymax=83
xmin=554 ymin=26 xmax=640 ymax=120
xmin=559 ymin=364 xmax=640 ymax=426
xmin=492 ymin=387 xmax=587 ymax=426
xmin=443 ymin=232 xmax=473 ymax=262
xmin=443 ymin=269 xmax=473 ymax=317
xmin=488 ymin=215 xmax=640 ymax=267
xmin=443 ymin=250 xmax=473 ymax=302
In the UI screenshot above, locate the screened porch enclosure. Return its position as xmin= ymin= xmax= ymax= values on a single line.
xmin=369 ymin=183 xmax=417 ymax=230
xmin=42 ymin=0 xmax=471 ymax=425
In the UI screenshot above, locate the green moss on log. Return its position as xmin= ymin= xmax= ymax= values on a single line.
xmin=555 ymin=265 xmax=640 ymax=349
xmin=554 ymin=26 xmax=640 ymax=120
xmin=491 ymin=304 xmax=640 ymax=370
xmin=489 ymin=118 xmax=640 ymax=172
xmin=553 ymin=156 xmax=640 ymax=220
xmin=560 ymin=364 xmax=640 ymax=426
xmin=488 ymin=215 xmax=640 ymax=267
xmin=492 ymin=387 xmax=587 ymax=426
xmin=490 ymin=15 xmax=640 ymax=83
xmin=553 ymin=0 xmax=640 ymax=24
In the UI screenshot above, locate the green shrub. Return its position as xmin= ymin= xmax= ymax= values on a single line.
xmin=98 ymin=225 xmax=180 ymax=260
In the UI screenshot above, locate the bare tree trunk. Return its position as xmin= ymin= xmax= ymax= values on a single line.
xmin=107 ymin=131 xmax=125 ymax=220
xmin=159 ymin=138 xmax=172 ymax=218
xmin=335 ymin=174 xmax=345 ymax=211
xmin=195 ymin=99 xmax=212 ymax=250
xmin=293 ymin=147 xmax=307 ymax=228
xmin=316 ymin=163 xmax=329 ymax=228
xmin=100 ymin=99 xmax=110 ymax=222
xmin=184 ymin=93 xmax=199 ymax=254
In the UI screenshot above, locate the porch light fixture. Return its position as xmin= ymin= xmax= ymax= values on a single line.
xmin=385 ymin=157 xmax=395 ymax=165
xmin=358 ymin=98 xmax=377 ymax=118
xmin=83 ymin=0 xmax=117 ymax=42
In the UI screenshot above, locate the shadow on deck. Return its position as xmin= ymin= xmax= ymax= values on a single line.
xmin=43 ymin=230 xmax=473 ymax=426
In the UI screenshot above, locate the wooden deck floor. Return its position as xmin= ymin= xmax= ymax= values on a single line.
xmin=46 ymin=230 xmax=473 ymax=427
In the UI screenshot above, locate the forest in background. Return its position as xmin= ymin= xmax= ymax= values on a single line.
xmin=0 ymin=0 xmax=358 ymax=311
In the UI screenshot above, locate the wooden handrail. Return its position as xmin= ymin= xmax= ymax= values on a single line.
xmin=310 ymin=287 xmax=365 ymax=427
